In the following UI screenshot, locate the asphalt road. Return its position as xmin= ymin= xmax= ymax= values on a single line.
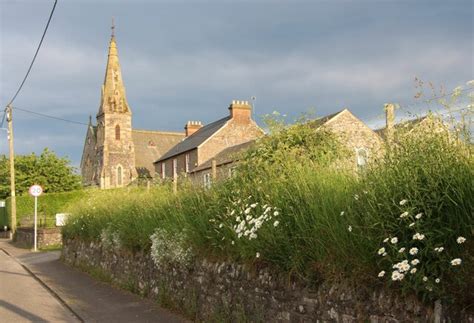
xmin=0 ymin=239 xmax=187 ymax=323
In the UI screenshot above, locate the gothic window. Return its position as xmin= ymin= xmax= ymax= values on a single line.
xmin=185 ymin=154 xmax=190 ymax=173
xmin=161 ymin=163 xmax=166 ymax=179
xmin=115 ymin=125 xmax=120 ymax=140
xmin=203 ymin=173 xmax=212 ymax=189
xmin=117 ymin=165 xmax=123 ymax=186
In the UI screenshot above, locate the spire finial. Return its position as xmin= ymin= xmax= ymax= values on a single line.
xmin=111 ymin=17 xmax=115 ymax=38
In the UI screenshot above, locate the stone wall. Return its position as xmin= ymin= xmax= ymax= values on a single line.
xmin=14 ymin=227 xmax=62 ymax=249
xmin=62 ymin=238 xmax=472 ymax=322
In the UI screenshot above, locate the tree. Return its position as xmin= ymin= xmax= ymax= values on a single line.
xmin=0 ymin=148 xmax=81 ymax=199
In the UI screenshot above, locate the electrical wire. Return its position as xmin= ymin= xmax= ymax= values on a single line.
xmin=12 ymin=106 xmax=89 ymax=126
xmin=6 ymin=0 xmax=58 ymax=106
xmin=0 ymin=109 xmax=6 ymax=128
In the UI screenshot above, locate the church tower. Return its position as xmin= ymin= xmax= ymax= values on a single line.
xmin=95 ymin=21 xmax=137 ymax=189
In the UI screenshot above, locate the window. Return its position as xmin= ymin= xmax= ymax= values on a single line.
xmin=185 ymin=154 xmax=190 ymax=173
xmin=173 ymin=159 xmax=178 ymax=178
xmin=117 ymin=165 xmax=123 ymax=186
xmin=161 ymin=162 xmax=166 ymax=179
xmin=203 ymin=173 xmax=212 ymax=189
xmin=115 ymin=125 xmax=120 ymax=140
xmin=356 ymin=148 xmax=368 ymax=170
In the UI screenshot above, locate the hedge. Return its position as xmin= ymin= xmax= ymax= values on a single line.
xmin=2 ymin=189 xmax=94 ymax=229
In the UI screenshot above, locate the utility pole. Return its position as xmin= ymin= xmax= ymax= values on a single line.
xmin=6 ymin=105 xmax=17 ymax=235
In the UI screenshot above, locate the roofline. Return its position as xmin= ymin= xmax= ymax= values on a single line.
xmin=191 ymin=159 xmax=236 ymax=173
xmin=132 ymin=129 xmax=184 ymax=136
xmin=325 ymin=109 xmax=384 ymax=142
xmin=153 ymin=147 xmax=197 ymax=164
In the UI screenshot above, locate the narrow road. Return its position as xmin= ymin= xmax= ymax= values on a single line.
xmin=0 ymin=247 xmax=79 ymax=322
xmin=0 ymin=239 xmax=187 ymax=323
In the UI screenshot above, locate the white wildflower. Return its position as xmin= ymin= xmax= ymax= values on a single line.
xmin=378 ymin=271 xmax=385 ymax=277
xmin=391 ymin=271 xmax=405 ymax=281
xmin=245 ymin=208 xmax=252 ymax=215
xmin=348 ymin=225 xmax=352 ymax=232
xmin=391 ymin=237 xmax=398 ymax=244
xmin=250 ymin=203 xmax=258 ymax=208
xmin=383 ymin=238 xmax=389 ymax=243
xmin=382 ymin=252 xmax=387 ymax=257
xmin=409 ymin=222 xmax=415 ymax=227
xmin=273 ymin=220 xmax=280 ymax=227
xmin=457 ymin=236 xmax=466 ymax=244
xmin=231 ymin=241 xmax=235 ymax=245
xmin=434 ymin=247 xmax=444 ymax=253
xmin=340 ymin=211 xmax=345 ymax=216
xmin=413 ymin=233 xmax=425 ymax=240
xmin=219 ymin=223 xmax=224 ymax=228
xmin=354 ymin=194 xmax=359 ymax=200
xmin=398 ymin=247 xmax=406 ymax=253
xmin=410 ymin=268 xmax=417 ymax=274
xmin=377 ymin=247 xmax=386 ymax=255
xmin=273 ymin=211 xmax=279 ymax=216
xmin=409 ymin=247 xmax=418 ymax=255
xmin=411 ymin=259 xmax=420 ymax=266
xmin=423 ymin=276 xmax=428 ymax=282
xmin=400 ymin=211 xmax=409 ymax=218
xmin=452 ymin=86 xmax=463 ymax=96
xmin=256 ymin=252 xmax=260 ymax=258
xmin=230 ymin=210 xmax=235 ymax=216
xmin=399 ymin=199 xmax=408 ymax=206
xmin=415 ymin=213 xmax=423 ymax=219
xmin=435 ymin=278 xmax=440 ymax=284
xmin=451 ymin=258 xmax=462 ymax=266
xmin=249 ymin=233 xmax=257 ymax=239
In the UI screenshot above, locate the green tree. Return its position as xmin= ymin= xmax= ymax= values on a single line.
xmin=0 ymin=148 xmax=81 ymax=199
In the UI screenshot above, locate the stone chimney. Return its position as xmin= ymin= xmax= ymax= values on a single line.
xmin=229 ymin=100 xmax=252 ymax=123
xmin=185 ymin=121 xmax=203 ymax=137
xmin=384 ymin=103 xmax=397 ymax=144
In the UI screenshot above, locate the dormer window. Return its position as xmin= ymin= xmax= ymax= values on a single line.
xmin=115 ymin=125 xmax=120 ymax=140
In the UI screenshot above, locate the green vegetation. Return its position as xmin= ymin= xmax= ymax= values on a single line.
xmin=0 ymin=148 xmax=81 ymax=199
xmin=2 ymin=190 xmax=92 ymax=228
xmin=63 ymin=87 xmax=473 ymax=306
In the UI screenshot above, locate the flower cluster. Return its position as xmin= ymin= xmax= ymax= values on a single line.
xmin=223 ymin=196 xmax=280 ymax=241
xmin=150 ymin=228 xmax=193 ymax=268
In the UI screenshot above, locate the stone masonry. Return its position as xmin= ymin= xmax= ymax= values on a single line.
xmin=62 ymin=238 xmax=473 ymax=322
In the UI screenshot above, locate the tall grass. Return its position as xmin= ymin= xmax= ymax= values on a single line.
xmin=63 ymin=107 xmax=473 ymax=304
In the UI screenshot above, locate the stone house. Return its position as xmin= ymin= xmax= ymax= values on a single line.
xmin=80 ymin=30 xmax=184 ymax=189
xmin=154 ymin=101 xmax=264 ymax=180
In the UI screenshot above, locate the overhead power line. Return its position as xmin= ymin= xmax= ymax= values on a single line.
xmin=0 ymin=109 xmax=6 ymax=128
xmin=12 ymin=106 xmax=89 ymax=126
xmin=6 ymin=0 xmax=58 ymax=107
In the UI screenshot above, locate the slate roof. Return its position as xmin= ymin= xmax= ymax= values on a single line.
xmin=191 ymin=140 xmax=255 ymax=172
xmin=132 ymin=129 xmax=184 ymax=177
xmin=374 ymin=116 xmax=429 ymax=140
xmin=309 ymin=109 xmax=345 ymax=128
xmin=156 ymin=116 xmax=231 ymax=162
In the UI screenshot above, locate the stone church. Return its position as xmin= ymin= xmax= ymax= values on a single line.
xmin=80 ymin=29 xmax=184 ymax=189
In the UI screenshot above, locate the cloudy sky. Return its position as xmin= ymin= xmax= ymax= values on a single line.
xmin=0 ymin=0 xmax=472 ymax=167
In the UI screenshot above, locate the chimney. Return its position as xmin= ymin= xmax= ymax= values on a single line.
xmin=185 ymin=121 xmax=203 ymax=137
xmin=384 ymin=103 xmax=397 ymax=144
xmin=229 ymin=100 xmax=252 ymax=123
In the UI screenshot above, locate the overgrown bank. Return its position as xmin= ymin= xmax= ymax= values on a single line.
xmin=63 ymin=110 xmax=473 ymax=319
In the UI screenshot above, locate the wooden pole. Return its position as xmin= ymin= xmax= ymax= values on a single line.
xmin=6 ymin=105 xmax=17 ymax=235
xmin=211 ymin=159 xmax=217 ymax=181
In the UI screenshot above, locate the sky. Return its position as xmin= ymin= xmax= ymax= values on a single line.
xmin=0 ymin=0 xmax=473 ymax=168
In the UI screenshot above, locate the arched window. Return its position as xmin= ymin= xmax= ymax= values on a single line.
xmin=115 ymin=125 xmax=120 ymax=140
xmin=117 ymin=165 xmax=123 ymax=186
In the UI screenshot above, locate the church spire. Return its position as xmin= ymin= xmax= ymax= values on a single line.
xmin=97 ymin=19 xmax=130 ymax=116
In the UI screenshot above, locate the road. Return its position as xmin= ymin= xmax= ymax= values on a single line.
xmin=0 ymin=239 xmax=187 ymax=323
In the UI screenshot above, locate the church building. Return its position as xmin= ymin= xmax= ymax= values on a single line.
xmin=80 ymin=27 xmax=184 ymax=189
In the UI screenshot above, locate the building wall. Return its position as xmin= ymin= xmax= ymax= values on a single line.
xmin=81 ymin=126 xmax=98 ymax=186
xmin=197 ymin=120 xmax=263 ymax=166
xmin=323 ymin=110 xmax=384 ymax=168
xmin=155 ymin=149 xmax=198 ymax=179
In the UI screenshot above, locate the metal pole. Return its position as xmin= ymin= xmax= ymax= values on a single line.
xmin=6 ymin=105 xmax=17 ymax=236
xmin=34 ymin=196 xmax=37 ymax=252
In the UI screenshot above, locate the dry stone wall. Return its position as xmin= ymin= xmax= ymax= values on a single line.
xmin=62 ymin=238 xmax=472 ymax=322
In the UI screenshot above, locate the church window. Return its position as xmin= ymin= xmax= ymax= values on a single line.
xmin=161 ymin=163 xmax=166 ymax=179
xmin=115 ymin=125 xmax=120 ymax=140
xmin=117 ymin=165 xmax=123 ymax=186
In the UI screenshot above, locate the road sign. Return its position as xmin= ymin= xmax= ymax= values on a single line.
xmin=29 ymin=185 xmax=43 ymax=197
xmin=29 ymin=185 xmax=43 ymax=252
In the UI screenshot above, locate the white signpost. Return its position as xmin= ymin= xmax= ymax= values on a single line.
xmin=28 ymin=184 xmax=43 ymax=252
